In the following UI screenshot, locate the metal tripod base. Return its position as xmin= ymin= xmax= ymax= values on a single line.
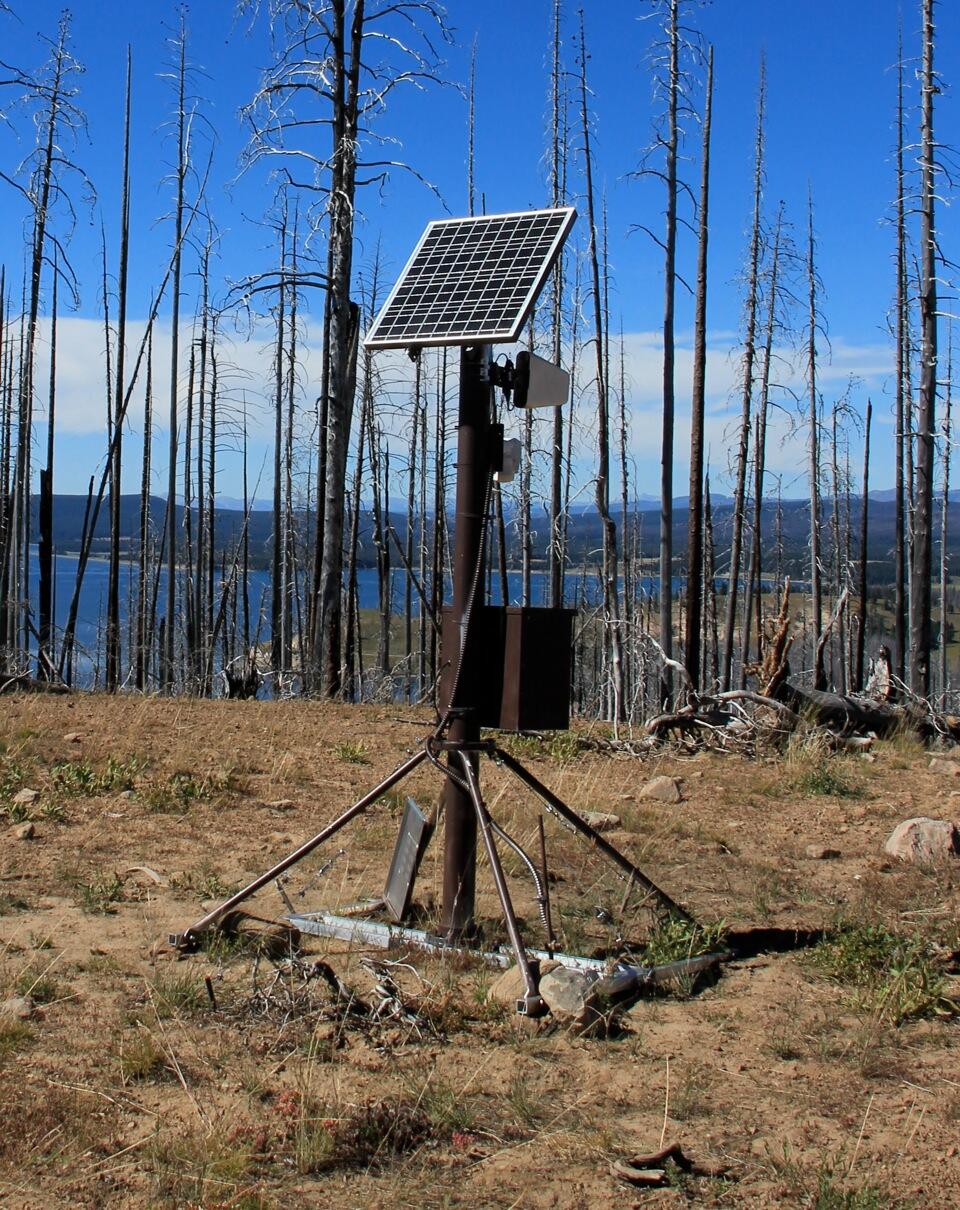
xmin=171 ymin=736 xmax=692 ymax=1016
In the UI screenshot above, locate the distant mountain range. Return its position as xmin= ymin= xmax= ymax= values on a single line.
xmin=29 ymin=491 xmax=960 ymax=585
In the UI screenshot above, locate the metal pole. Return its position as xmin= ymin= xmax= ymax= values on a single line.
xmin=458 ymin=752 xmax=545 ymax=1015
xmin=441 ymin=345 xmax=493 ymax=935
xmin=171 ymin=747 xmax=428 ymax=947
xmin=494 ymin=745 xmax=693 ymax=923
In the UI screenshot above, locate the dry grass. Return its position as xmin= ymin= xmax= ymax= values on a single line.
xmin=0 ymin=693 xmax=958 ymax=1207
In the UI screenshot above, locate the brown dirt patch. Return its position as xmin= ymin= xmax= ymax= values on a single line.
xmin=1 ymin=695 xmax=958 ymax=1206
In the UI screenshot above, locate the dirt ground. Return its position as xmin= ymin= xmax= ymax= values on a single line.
xmin=0 ymin=693 xmax=958 ymax=1208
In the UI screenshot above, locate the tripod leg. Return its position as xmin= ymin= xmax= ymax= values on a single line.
xmin=457 ymin=752 xmax=546 ymax=1017
xmin=171 ymin=748 xmax=429 ymax=948
xmin=493 ymin=746 xmax=693 ymax=924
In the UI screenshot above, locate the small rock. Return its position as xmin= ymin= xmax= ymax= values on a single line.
xmin=265 ymin=799 xmax=295 ymax=811
xmin=539 ymin=967 xmax=600 ymax=1021
xmin=584 ymin=811 xmax=621 ymax=833
xmin=928 ymin=757 xmax=960 ymax=777
xmin=860 ymin=753 xmax=877 ymax=763
xmin=538 ymin=966 xmax=624 ymax=1033
xmin=12 ymin=787 xmax=39 ymax=805
xmin=488 ymin=960 xmax=559 ymax=1008
xmin=13 ymin=821 xmax=35 ymax=841
xmin=0 ymin=996 xmax=34 ymax=1020
xmin=638 ymin=775 xmax=683 ymax=804
xmin=63 ymin=732 xmax=83 ymax=744
xmin=805 ymin=843 xmax=841 ymax=860
xmin=884 ymin=817 xmax=960 ymax=864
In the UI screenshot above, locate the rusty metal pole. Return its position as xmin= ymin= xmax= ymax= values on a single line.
xmin=441 ymin=345 xmax=493 ymax=935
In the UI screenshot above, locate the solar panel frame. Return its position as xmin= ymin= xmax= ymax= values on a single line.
xmin=364 ymin=206 xmax=576 ymax=349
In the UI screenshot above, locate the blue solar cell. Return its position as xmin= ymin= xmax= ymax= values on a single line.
xmin=364 ymin=207 xmax=576 ymax=349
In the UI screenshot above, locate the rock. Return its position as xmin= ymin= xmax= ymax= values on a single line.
xmin=928 ymin=757 xmax=960 ymax=777
xmin=584 ymin=811 xmax=621 ymax=833
xmin=860 ymin=753 xmax=877 ymax=763
xmin=0 ymin=996 xmax=34 ymax=1020
xmin=63 ymin=732 xmax=83 ymax=744
xmin=805 ymin=844 xmax=841 ymax=860
xmin=538 ymin=966 xmax=621 ymax=1032
xmin=12 ymin=821 xmax=35 ymax=841
xmin=884 ymin=817 xmax=960 ymax=863
xmin=539 ymin=967 xmax=599 ymax=1017
xmin=488 ymin=960 xmax=559 ymax=1008
xmin=12 ymin=788 xmax=39 ymax=805
xmin=639 ymin=775 xmax=683 ymax=804
xmin=265 ymin=799 xmax=295 ymax=811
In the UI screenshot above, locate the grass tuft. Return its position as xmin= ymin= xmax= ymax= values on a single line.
xmin=809 ymin=924 xmax=957 ymax=1024
xmin=77 ymin=872 xmax=125 ymax=914
xmin=640 ymin=915 xmax=728 ymax=966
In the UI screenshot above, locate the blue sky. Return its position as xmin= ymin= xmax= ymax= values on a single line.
xmin=0 ymin=0 xmax=954 ymax=499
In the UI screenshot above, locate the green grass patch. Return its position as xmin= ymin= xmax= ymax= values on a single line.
xmin=809 ymin=924 xmax=957 ymax=1024
xmin=332 ymin=740 xmax=368 ymax=764
xmin=0 ymin=1019 xmax=33 ymax=1062
xmin=77 ymin=872 xmax=125 ymax=914
xmin=793 ymin=763 xmax=861 ymax=798
xmin=640 ymin=915 xmax=728 ymax=966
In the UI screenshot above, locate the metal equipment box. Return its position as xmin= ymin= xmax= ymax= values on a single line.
xmin=439 ymin=605 xmax=575 ymax=732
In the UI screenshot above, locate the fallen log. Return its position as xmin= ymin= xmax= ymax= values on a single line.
xmin=771 ymin=680 xmax=939 ymax=739
xmin=0 ymin=674 xmax=71 ymax=696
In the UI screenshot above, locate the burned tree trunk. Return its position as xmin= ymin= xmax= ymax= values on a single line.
xmin=911 ymin=0 xmax=938 ymax=698
xmin=684 ymin=45 xmax=713 ymax=691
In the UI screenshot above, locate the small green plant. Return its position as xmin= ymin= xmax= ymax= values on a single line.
xmin=641 ymin=916 xmax=728 ymax=966
xmin=50 ymin=760 xmax=98 ymax=797
xmin=170 ymin=865 xmax=232 ymax=900
xmin=0 ymin=755 xmax=29 ymax=801
xmin=143 ymin=769 xmax=232 ymax=812
xmin=15 ymin=970 xmax=62 ymax=1005
xmin=38 ymin=800 xmax=66 ymax=822
xmin=547 ymin=730 xmax=582 ymax=763
xmin=496 ymin=732 xmax=544 ymax=759
xmin=2 ymin=801 xmax=30 ymax=824
xmin=794 ymin=763 xmax=861 ymax=798
xmin=812 ymin=1157 xmax=891 ymax=1209
xmin=0 ymin=1018 xmax=33 ymax=1062
xmin=507 ymin=1069 xmax=543 ymax=1129
xmin=99 ymin=755 xmax=145 ymax=790
xmin=49 ymin=755 xmax=146 ymax=799
xmin=333 ymin=740 xmax=367 ymax=764
xmin=669 ymin=1062 xmax=712 ymax=1120
xmin=809 ymin=924 xmax=957 ymax=1024
xmin=146 ymin=972 xmax=208 ymax=1019
xmin=148 ymin=1130 xmax=254 ymax=1205
xmin=78 ymin=872 xmax=125 ymax=914
xmin=416 ymin=1081 xmax=481 ymax=1136
xmin=119 ymin=1030 xmax=166 ymax=1083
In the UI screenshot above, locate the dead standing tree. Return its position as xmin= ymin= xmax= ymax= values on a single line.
xmin=242 ymin=0 xmax=450 ymax=699
xmin=720 ymin=56 xmax=765 ymax=692
xmin=0 ymin=14 xmax=86 ymax=675
xmin=683 ymin=44 xmax=712 ymax=691
xmin=577 ymin=13 xmax=624 ymax=720
xmin=633 ymin=0 xmax=704 ymax=705
xmin=910 ymin=0 xmax=939 ymax=698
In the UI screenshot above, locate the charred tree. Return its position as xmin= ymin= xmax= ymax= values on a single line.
xmin=911 ymin=0 xmax=938 ymax=697
xmin=683 ymin=44 xmax=713 ymax=690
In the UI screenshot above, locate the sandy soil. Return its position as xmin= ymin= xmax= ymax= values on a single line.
xmin=0 ymin=694 xmax=958 ymax=1208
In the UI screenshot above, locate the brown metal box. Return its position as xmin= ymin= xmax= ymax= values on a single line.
xmin=499 ymin=607 xmax=576 ymax=732
xmin=438 ymin=605 xmax=506 ymax=727
xmin=439 ymin=605 xmax=576 ymax=732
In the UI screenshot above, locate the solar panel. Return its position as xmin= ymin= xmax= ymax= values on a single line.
xmin=364 ymin=206 xmax=576 ymax=350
